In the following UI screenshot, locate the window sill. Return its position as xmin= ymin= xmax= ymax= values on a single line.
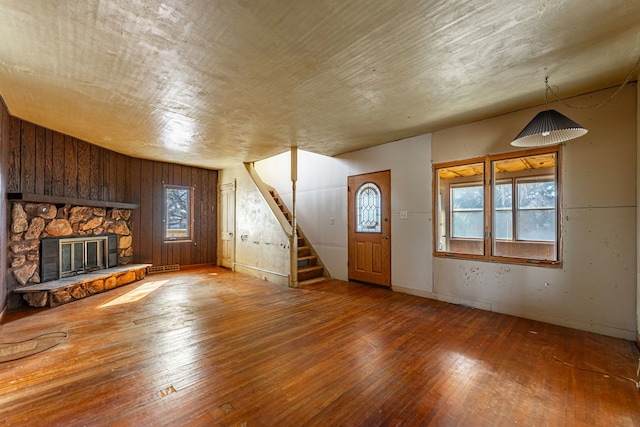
xmin=433 ymin=252 xmax=562 ymax=268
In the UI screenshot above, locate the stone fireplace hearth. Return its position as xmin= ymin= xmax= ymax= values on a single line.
xmin=9 ymin=202 xmax=134 ymax=289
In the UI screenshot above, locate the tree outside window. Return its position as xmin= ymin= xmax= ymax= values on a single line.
xmin=164 ymin=185 xmax=193 ymax=241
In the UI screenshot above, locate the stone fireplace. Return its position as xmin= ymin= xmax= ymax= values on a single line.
xmin=9 ymin=202 xmax=134 ymax=289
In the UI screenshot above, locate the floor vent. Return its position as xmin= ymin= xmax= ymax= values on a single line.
xmin=148 ymin=264 xmax=180 ymax=274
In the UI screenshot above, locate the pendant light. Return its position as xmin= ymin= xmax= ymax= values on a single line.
xmin=511 ymin=109 xmax=588 ymax=147
xmin=511 ymin=78 xmax=587 ymax=147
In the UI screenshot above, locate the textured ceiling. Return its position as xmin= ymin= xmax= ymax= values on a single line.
xmin=0 ymin=1 xmax=638 ymax=170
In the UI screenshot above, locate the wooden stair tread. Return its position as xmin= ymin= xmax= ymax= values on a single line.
xmin=298 ymin=265 xmax=322 ymax=272
xmin=298 ymin=266 xmax=323 ymax=279
xmin=298 ymin=277 xmax=329 ymax=285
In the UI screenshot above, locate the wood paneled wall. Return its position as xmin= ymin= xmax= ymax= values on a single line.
xmin=0 ymin=101 xmax=10 ymax=316
xmin=5 ymin=112 xmax=218 ymax=268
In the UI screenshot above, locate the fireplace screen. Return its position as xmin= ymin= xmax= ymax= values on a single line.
xmin=41 ymin=234 xmax=118 ymax=282
xmin=59 ymin=236 xmax=108 ymax=278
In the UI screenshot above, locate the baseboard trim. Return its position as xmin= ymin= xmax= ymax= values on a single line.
xmin=233 ymin=263 xmax=289 ymax=287
xmin=177 ymin=263 xmax=216 ymax=271
xmin=233 ymin=263 xmax=288 ymax=278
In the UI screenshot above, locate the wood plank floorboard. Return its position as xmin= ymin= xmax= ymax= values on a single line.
xmin=1 ymin=266 xmax=639 ymax=426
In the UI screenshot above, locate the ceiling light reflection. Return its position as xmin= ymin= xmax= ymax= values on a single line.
xmin=159 ymin=114 xmax=199 ymax=152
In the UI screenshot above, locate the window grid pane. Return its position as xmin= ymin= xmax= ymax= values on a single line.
xmin=452 ymin=211 xmax=484 ymax=238
xmin=516 ymin=178 xmax=556 ymax=242
xmin=517 ymin=180 xmax=555 ymax=209
xmin=494 ymin=181 xmax=513 ymax=240
xmin=516 ymin=209 xmax=556 ymax=242
xmin=451 ymin=184 xmax=483 ymax=239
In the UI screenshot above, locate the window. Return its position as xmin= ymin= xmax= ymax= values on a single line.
xmin=451 ymin=183 xmax=484 ymax=239
xmin=164 ymin=185 xmax=194 ymax=241
xmin=434 ymin=148 xmax=560 ymax=265
xmin=436 ymin=161 xmax=484 ymax=255
xmin=355 ymin=182 xmax=382 ymax=233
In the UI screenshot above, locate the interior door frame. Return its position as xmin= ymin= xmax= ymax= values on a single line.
xmin=217 ymin=180 xmax=236 ymax=269
xmin=348 ymin=170 xmax=391 ymax=287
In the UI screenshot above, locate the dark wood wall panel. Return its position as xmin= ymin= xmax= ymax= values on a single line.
xmin=89 ymin=144 xmax=103 ymax=200
xmin=6 ymin=116 xmax=218 ymax=268
xmin=0 ymin=101 xmax=10 ymax=312
xmin=180 ymin=166 xmax=192 ymax=266
xmin=35 ymin=126 xmax=46 ymax=194
xmin=152 ymin=162 xmax=164 ymax=267
xmin=6 ymin=116 xmax=20 ymax=193
xmin=138 ymin=159 xmax=154 ymax=264
xmin=52 ymin=133 xmax=65 ymax=197
xmin=63 ymin=135 xmax=77 ymax=198
xmin=20 ymin=122 xmax=35 ymax=194
xmin=44 ymin=129 xmax=53 ymax=196
xmin=129 ymin=158 xmax=142 ymax=267
xmin=77 ymin=140 xmax=91 ymax=200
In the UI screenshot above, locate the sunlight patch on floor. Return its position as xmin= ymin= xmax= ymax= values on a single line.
xmin=99 ymin=280 xmax=169 ymax=308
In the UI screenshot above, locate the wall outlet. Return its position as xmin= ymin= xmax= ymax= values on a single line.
xmin=400 ymin=211 xmax=408 ymax=219
xmin=329 ymin=217 xmax=335 ymax=225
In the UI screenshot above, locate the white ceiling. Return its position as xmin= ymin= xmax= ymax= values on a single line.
xmin=0 ymin=1 xmax=638 ymax=170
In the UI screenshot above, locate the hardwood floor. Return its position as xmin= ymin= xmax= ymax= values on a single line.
xmin=1 ymin=266 xmax=639 ymax=426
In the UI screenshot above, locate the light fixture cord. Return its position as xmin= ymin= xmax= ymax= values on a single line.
xmin=545 ymin=55 xmax=640 ymax=109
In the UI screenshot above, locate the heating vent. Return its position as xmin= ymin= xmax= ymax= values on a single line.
xmin=147 ymin=264 xmax=180 ymax=274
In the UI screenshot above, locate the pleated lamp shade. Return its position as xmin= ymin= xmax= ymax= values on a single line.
xmin=511 ymin=109 xmax=588 ymax=147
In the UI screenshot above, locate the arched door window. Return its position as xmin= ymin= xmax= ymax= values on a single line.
xmin=355 ymin=182 xmax=381 ymax=233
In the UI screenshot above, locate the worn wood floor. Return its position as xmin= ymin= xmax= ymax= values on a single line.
xmin=1 ymin=266 xmax=639 ymax=426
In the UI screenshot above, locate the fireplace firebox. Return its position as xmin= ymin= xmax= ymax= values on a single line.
xmin=41 ymin=234 xmax=118 ymax=282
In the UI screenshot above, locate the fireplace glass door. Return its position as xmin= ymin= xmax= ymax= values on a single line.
xmin=60 ymin=236 xmax=107 ymax=278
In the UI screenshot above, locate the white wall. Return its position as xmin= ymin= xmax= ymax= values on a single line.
xmin=218 ymin=165 xmax=290 ymax=286
xmin=431 ymin=84 xmax=637 ymax=339
xmin=256 ymin=134 xmax=433 ymax=292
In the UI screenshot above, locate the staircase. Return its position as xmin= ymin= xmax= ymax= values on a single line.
xmin=269 ymin=189 xmax=326 ymax=283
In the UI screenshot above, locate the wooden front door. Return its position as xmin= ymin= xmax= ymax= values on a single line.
xmin=348 ymin=170 xmax=391 ymax=287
